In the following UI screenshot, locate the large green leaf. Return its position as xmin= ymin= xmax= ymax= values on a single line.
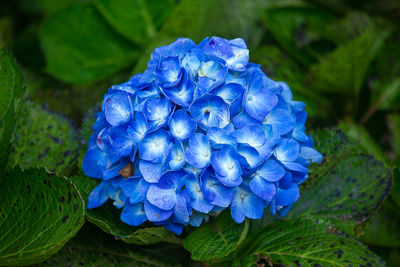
xmin=0 ymin=168 xmax=85 ymax=266
xmin=236 ymin=218 xmax=385 ymax=267
xmin=307 ymin=27 xmax=390 ymax=96
xmin=133 ymin=0 xmax=267 ymax=73
xmin=0 ymin=49 xmax=24 ymax=173
xmin=94 ymin=0 xmax=174 ymax=45
xmin=183 ymin=210 xmax=249 ymax=261
xmin=360 ymin=199 xmax=400 ymax=247
xmin=40 ymin=3 xmax=139 ymax=84
xmin=39 ymin=223 xmax=181 ymax=266
xmin=71 ymin=175 xmax=182 ymax=245
xmin=10 ymin=101 xmax=79 ymax=176
xmin=388 ymin=114 xmax=400 ymax=165
xmin=251 ymin=129 xmax=393 ymax=235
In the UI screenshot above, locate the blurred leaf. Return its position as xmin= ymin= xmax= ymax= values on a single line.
xmin=133 ymin=0 xmax=267 ymax=73
xmin=392 ymin=167 xmax=400 ymax=207
xmin=38 ymin=0 xmax=91 ymax=15
xmin=0 ymin=17 xmax=12 ymax=49
xmin=0 ymin=168 xmax=85 ymax=266
xmin=307 ymin=27 xmax=390 ymax=96
xmin=339 ymin=120 xmax=388 ymax=163
xmin=40 ymin=3 xmax=139 ymax=84
xmin=360 ymin=199 xmax=400 ymax=247
xmin=95 ymin=0 xmax=174 ymax=45
xmin=183 ymin=210 xmax=249 ymax=261
xmin=388 ymin=114 xmax=400 ymax=164
xmin=261 ymin=7 xmax=335 ymax=65
xmin=71 ymin=175 xmax=182 ymax=245
xmin=10 ymin=101 xmax=79 ymax=176
xmin=39 ymin=223 xmax=181 ymax=266
xmin=236 ymin=218 xmax=385 ymax=267
xmin=0 ymin=49 xmax=24 ymax=174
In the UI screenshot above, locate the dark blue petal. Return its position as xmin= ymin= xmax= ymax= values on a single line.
xmin=275 ymin=183 xmax=299 ymax=206
xmin=120 ymin=204 xmax=147 ymax=226
xmin=232 ymin=112 xmax=259 ymax=129
xmin=87 ymin=182 xmax=109 ymax=209
xmin=144 ymin=201 xmax=173 ymax=222
xmin=120 ymin=177 xmax=145 ymax=204
xmin=279 ymin=172 xmax=293 ymax=189
xmin=201 ymin=168 xmax=233 ymax=207
xmin=158 ymin=170 xmax=187 ymax=190
xmin=258 ymin=159 xmax=286 ymax=182
xmin=104 ymin=92 xmax=132 ymax=126
xmin=161 ymin=70 xmax=194 ymax=108
xmin=190 ymin=94 xmax=230 ymax=129
xmin=231 ymin=186 xmax=264 ymax=223
xmin=82 ymin=146 xmax=108 ymax=178
xmin=109 ymin=126 xmax=133 ymax=157
xmin=169 ymin=110 xmax=197 ymax=141
xmin=249 ymin=176 xmax=276 ymax=202
xmin=185 ymin=173 xmax=214 ymax=213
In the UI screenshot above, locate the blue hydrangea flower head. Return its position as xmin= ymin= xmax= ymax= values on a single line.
xmin=82 ymin=36 xmax=322 ymax=234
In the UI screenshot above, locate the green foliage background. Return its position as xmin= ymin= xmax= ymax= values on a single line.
xmin=0 ymin=0 xmax=400 ymax=266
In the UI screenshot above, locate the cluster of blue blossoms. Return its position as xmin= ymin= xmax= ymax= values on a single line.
xmin=82 ymin=37 xmax=322 ymax=234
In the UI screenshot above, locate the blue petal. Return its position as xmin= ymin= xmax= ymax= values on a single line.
xmin=139 ymin=129 xmax=171 ymax=163
xmin=189 ymin=212 xmax=206 ymax=227
xmin=211 ymin=83 xmax=244 ymax=106
xmin=120 ymin=204 xmax=147 ymax=226
xmin=207 ymin=127 xmax=236 ymax=149
xmin=232 ymin=111 xmax=259 ymax=129
xmin=139 ymin=160 xmax=164 ymax=183
xmin=109 ymin=126 xmax=133 ymax=157
xmin=166 ymin=141 xmax=186 ymax=170
xmin=155 ymin=56 xmax=183 ymax=87
xmin=231 ymin=186 xmax=264 ymax=223
xmin=185 ymin=133 xmax=211 ymax=168
xmin=211 ymin=147 xmax=242 ymax=187
xmin=161 ymin=70 xmax=194 ymax=108
xmin=275 ymin=138 xmax=300 ymax=162
xmin=300 ymin=147 xmax=323 ymax=163
xmin=262 ymin=124 xmax=280 ymax=147
xmin=243 ymin=73 xmax=278 ymax=121
xmin=87 ymin=182 xmax=109 ymax=209
xmin=146 ymin=185 xmax=176 ymax=210
xmin=104 ymin=92 xmax=132 ymax=126
xmin=282 ymin=161 xmax=309 ymax=173
xmin=190 ymin=94 xmax=230 ymax=129
xmin=144 ymin=201 xmax=173 ymax=222
xmin=182 ymin=52 xmax=201 ymax=79
xmin=279 ymin=172 xmax=293 ymax=189
xmin=169 ymin=110 xmax=197 ymax=141
xmin=158 ymin=170 xmax=187 ymax=190
xmin=185 ymin=173 xmax=214 ymax=213
xmin=275 ymin=183 xmax=299 ymax=206
xmin=227 ymin=38 xmax=249 ymax=71
xmin=144 ymin=98 xmax=173 ymax=131
xmin=278 ymin=81 xmax=293 ymax=102
xmin=264 ymin=109 xmax=295 ymax=135
xmin=232 ymin=125 xmax=266 ymax=147
xmin=201 ymin=168 xmax=233 ymax=207
xmin=236 ymin=144 xmax=261 ymax=169
xmin=277 ymin=204 xmax=293 ymax=217
xmin=173 ymin=192 xmax=190 ymax=224
xmin=249 ymin=176 xmax=276 ymax=202
xmin=258 ymin=159 xmax=286 ymax=182
xmin=120 ymin=177 xmax=144 ymax=204
xmin=102 ymin=159 xmax=129 ymax=180
xmin=156 ymin=220 xmax=183 ymax=235
xmin=127 ymin=112 xmax=148 ymax=144
xmin=82 ymin=146 xmax=108 ymax=178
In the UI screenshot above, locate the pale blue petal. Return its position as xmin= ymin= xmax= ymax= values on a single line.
xmin=104 ymin=92 xmax=132 ymax=126
xmin=146 ymin=185 xmax=176 ymax=210
xmin=139 ymin=160 xmax=164 ymax=183
xmin=169 ymin=110 xmax=197 ymax=141
xmin=120 ymin=204 xmax=147 ymax=226
xmin=275 ymin=138 xmax=300 ymax=162
xmin=258 ymin=159 xmax=285 ymax=182
xmin=144 ymin=201 xmax=173 ymax=222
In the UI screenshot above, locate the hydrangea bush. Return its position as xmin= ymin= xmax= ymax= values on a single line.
xmin=82 ymin=36 xmax=322 ymax=234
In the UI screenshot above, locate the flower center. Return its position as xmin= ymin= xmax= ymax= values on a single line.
xmin=247 ymin=95 xmax=253 ymax=102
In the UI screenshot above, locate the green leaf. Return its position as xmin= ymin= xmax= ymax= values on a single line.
xmin=0 ymin=49 xmax=24 ymax=174
xmin=40 ymin=3 xmax=139 ymax=84
xmin=236 ymin=218 xmax=385 ymax=267
xmin=388 ymin=114 xmax=400 ymax=165
xmin=0 ymin=168 xmax=85 ymax=266
xmin=94 ymin=0 xmax=174 ymax=45
xmin=307 ymin=27 xmax=390 ymax=96
xmin=71 ymin=175 xmax=182 ymax=245
xmin=251 ymin=129 xmax=393 ymax=235
xmin=10 ymin=101 xmax=79 ymax=176
xmin=183 ymin=210 xmax=249 ymax=261
xmin=360 ymin=198 xmax=400 ymax=247
xmin=133 ymin=0 xmax=267 ymax=73
xmin=392 ymin=167 xmax=400 ymax=207
xmin=289 ymin=129 xmax=393 ymax=233
xmin=39 ymin=223 xmax=181 ymax=266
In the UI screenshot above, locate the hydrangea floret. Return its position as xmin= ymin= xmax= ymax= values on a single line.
xmin=82 ymin=36 xmax=322 ymax=234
